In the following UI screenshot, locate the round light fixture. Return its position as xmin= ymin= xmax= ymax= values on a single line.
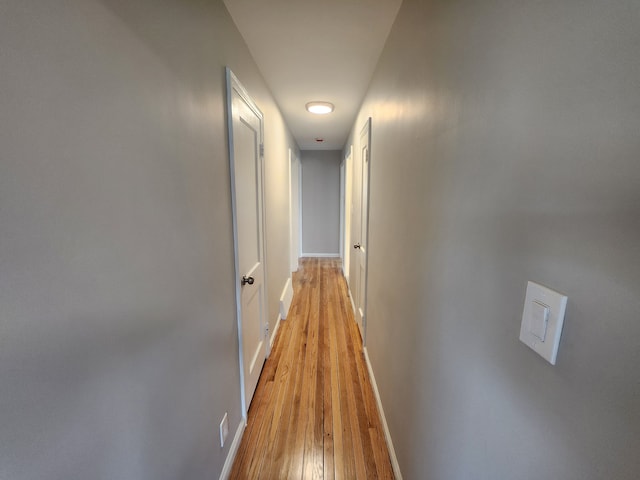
xmin=306 ymin=101 xmax=334 ymax=115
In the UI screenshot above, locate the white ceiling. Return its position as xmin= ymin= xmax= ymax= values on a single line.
xmin=223 ymin=0 xmax=402 ymax=150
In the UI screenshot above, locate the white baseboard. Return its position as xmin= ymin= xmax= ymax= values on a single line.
xmin=300 ymin=253 xmax=341 ymax=258
xmin=280 ymin=277 xmax=294 ymax=319
xmin=219 ymin=418 xmax=245 ymax=480
xmin=364 ymin=347 xmax=403 ymax=480
xmin=344 ymin=272 xmax=355 ymax=313
xmin=348 ymin=286 xmax=355 ymax=314
xmin=270 ymin=313 xmax=281 ymax=348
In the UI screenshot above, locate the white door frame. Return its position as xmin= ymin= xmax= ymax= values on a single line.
xmin=341 ymin=145 xmax=353 ymax=283
xmin=339 ymin=160 xmax=345 ymax=263
xmin=357 ymin=119 xmax=372 ymax=343
xmin=298 ymin=156 xmax=303 ymax=261
xmin=289 ymin=149 xmax=300 ymax=272
xmin=226 ymin=67 xmax=269 ymax=420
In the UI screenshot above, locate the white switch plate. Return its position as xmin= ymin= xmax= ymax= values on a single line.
xmin=520 ymin=281 xmax=567 ymax=365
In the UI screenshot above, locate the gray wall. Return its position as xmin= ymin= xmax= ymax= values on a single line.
xmin=0 ymin=1 xmax=297 ymax=479
xmin=348 ymin=0 xmax=640 ymax=479
xmin=301 ymin=150 xmax=342 ymax=255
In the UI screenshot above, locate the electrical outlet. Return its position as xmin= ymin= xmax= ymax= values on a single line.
xmin=220 ymin=412 xmax=229 ymax=448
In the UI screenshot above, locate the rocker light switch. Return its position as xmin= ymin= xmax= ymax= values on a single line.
xmin=520 ymin=282 xmax=567 ymax=365
xmin=529 ymin=300 xmax=549 ymax=341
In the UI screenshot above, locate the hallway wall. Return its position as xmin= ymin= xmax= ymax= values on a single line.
xmin=348 ymin=0 xmax=640 ymax=478
xmin=301 ymin=150 xmax=342 ymax=256
xmin=0 ymin=1 xmax=297 ymax=479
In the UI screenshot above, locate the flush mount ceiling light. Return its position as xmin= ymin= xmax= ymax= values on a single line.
xmin=306 ymin=101 xmax=334 ymax=115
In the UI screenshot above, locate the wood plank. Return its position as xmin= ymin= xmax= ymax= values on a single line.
xmin=274 ymin=262 xmax=314 ymax=479
xmin=328 ymin=281 xmax=345 ymax=480
xmin=277 ymin=258 xmax=317 ymax=479
xmin=332 ymin=275 xmax=357 ymax=479
xmin=333 ymin=279 xmax=367 ymax=479
xmin=343 ymin=307 xmax=378 ymax=478
xmin=302 ymin=263 xmax=325 ymax=480
xmin=322 ymin=271 xmax=335 ymax=480
xmin=228 ymin=379 xmax=273 ymax=479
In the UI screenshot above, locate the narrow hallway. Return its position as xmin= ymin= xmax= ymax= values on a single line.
xmin=230 ymin=258 xmax=394 ymax=479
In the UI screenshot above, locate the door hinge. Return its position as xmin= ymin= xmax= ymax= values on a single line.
xmin=259 ymin=143 xmax=264 ymax=156
xmin=264 ymin=323 xmax=269 ymax=338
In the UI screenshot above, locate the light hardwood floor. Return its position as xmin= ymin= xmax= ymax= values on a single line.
xmin=230 ymin=258 xmax=394 ymax=479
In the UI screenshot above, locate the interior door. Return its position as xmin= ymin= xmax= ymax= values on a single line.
xmin=354 ymin=119 xmax=371 ymax=341
xmin=227 ymin=69 xmax=267 ymax=415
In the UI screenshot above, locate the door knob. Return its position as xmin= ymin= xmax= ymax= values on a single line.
xmin=241 ymin=275 xmax=255 ymax=286
xmin=353 ymin=244 xmax=361 ymax=249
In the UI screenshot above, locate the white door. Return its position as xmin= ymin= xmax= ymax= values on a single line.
xmin=227 ymin=69 xmax=267 ymax=415
xmin=354 ymin=119 xmax=371 ymax=341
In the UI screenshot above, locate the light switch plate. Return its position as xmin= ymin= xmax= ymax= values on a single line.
xmin=520 ymin=281 xmax=567 ymax=365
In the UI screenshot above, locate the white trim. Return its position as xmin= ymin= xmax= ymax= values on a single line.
xmin=339 ymin=160 xmax=345 ymax=263
xmin=300 ymin=253 xmax=341 ymax=258
xmin=348 ymin=284 xmax=356 ymax=314
xmin=343 ymin=145 xmax=353 ymax=289
xmin=289 ymin=149 xmax=293 ymax=271
xmin=270 ymin=313 xmax=281 ymax=348
xmin=279 ymin=277 xmax=294 ymax=319
xmin=288 ymin=149 xmax=300 ymax=273
xmin=364 ymin=347 xmax=403 ymax=480
xmin=343 ymin=266 xmax=355 ymax=314
xmin=362 ymin=119 xmax=372 ymax=345
xmin=298 ymin=157 xmax=303 ymax=267
xmin=218 ymin=419 xmax=245 ymax=480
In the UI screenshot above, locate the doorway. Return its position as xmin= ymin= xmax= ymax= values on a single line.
xmin=341 ymin=146 xmax=353 ymax=284
xmin=226 ymin=68 xmax=268 ymax=417
xmin=350 ymin=119 xmax=371 ymax=341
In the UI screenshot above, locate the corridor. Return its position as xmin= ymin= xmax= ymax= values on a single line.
xmin=2 ymin=1 xmax=638 ymax=479
xmin=230 ymin=259 xmax=394 ymax=479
